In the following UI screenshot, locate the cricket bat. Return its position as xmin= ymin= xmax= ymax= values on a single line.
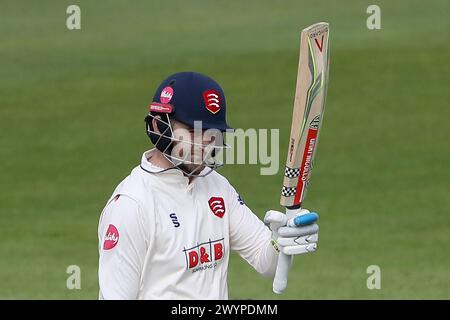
xmin=273 ymin=22 xmax=330 ymax=294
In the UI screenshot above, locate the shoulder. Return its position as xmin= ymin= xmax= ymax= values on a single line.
xmin=111 ymin=165 xmax=156 ymax=208
xmin=100 ymin=166 xmax=156 ymax=229
xmin=98 ymin=194 xmax=145 ymax=243
xmin=204 ymin=170 xmax=234 ymax=189
xmin=202 ymin=170 xmax=241 ymax=200
xmin=203 ymin=170 xmax=244 ymax=207
xmin=100 ymin=194 xmax=142 ymax=226
xmin=98 ymin=194 xmax=152 ymax=254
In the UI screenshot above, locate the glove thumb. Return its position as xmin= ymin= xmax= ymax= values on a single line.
xmin=264 ymin=210 xmax=287 ymax=231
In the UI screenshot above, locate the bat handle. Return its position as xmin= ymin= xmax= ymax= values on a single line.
xmin=272 ymin=207 xmax=301 ymax=294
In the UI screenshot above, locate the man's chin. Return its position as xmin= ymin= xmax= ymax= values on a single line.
xmin=181 ymin=164 xmax=206 ymax=176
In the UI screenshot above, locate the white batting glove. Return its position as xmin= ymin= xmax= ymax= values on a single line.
xmin=264 ymin=209 xmax=319 ymax=255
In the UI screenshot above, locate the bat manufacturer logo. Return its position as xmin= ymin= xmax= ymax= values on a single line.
xmin=160 ymin=86 xmax=174 ymax=103
xmin=208 ymin=197 xmax=226 ymax=218
xmin=203 ymin=89 xmax=221 ymax=114
xmin=294 ymin=128 xmax=318 ymax=203
xmin=103 ymin=224 xmax=119 ymax=250
xmin=314 ymin=35 xmax=324 ymax=52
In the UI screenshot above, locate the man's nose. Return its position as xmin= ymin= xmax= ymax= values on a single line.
xmin=190 ymin=132 xmax=215 ymax=145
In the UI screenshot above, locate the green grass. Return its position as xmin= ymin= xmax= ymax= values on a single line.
xmin=0 ymin=0 xmax=449 ymax=299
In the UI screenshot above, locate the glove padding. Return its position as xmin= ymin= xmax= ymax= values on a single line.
xmin=264 ymin=209 xmax=319 ymax=255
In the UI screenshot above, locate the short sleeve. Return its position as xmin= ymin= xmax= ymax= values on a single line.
xmin=98 ymin=195 xmax=149 ymax=299
xmin=228 ymin=186 xmax=278 ymax=277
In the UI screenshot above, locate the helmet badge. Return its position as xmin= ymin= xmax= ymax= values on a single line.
xmin=203 ymin=89 xmax=221 ymax=114
xmin=160 ymin=86 xmax=174 ymax=103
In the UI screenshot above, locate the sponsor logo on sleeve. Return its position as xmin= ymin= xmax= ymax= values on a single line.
xmin=103 ymin=224 xmax=119 ymax=250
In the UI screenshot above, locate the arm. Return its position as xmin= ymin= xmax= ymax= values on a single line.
xmin=229 ymin=191 xmax=279 ymax=278
xmin=98 ymin=195 xmax=149 ymax=299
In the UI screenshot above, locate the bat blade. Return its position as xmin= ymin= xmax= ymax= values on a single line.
xmin=273 ymin=22 xmax=330 ymax=295
xmin=280 ymin=22 xmax=330 ymax=209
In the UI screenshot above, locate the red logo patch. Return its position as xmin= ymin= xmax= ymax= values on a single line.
xmin=103 ymin=224 xmax=119 ymax=250
xmin=202 ymin=89 xmax=221 ymax=114
xmin=208 ymin=197 xmax=226 ymax=218
xmin=160 ymin=86 xmax=173 ymax=103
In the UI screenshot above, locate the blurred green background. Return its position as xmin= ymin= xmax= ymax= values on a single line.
xmin=0 ymin=0 xmax=449 ymax=299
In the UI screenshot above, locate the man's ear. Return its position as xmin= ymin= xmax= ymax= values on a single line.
xmin=152 ymin=115 xmax=161 ymax=134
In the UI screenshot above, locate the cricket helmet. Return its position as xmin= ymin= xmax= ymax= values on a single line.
xmin=144 ymin=72 xmax=232 ymax=175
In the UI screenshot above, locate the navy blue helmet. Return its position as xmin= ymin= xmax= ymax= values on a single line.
xmin=145 ymin=72 xmax=232 ymax=153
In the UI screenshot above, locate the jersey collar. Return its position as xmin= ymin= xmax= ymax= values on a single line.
xmin=140 ymin=149 xmax=199 ymax=190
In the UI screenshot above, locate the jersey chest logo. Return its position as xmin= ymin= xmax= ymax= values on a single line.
xmin=183 ymin=238 xmax=225 ymax=272
xmin=208 ymin=197 xmax=226 ymax=218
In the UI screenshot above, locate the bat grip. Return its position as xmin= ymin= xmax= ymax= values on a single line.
xmin=272 ymin=207 xmax=301 ymax=294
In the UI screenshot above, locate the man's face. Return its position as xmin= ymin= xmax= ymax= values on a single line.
xmin=170 ymin=120 xmax=223 ymax=175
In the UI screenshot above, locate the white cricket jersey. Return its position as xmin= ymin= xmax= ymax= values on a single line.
xmin=98 ymin=149 xmax=278 ymax=300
